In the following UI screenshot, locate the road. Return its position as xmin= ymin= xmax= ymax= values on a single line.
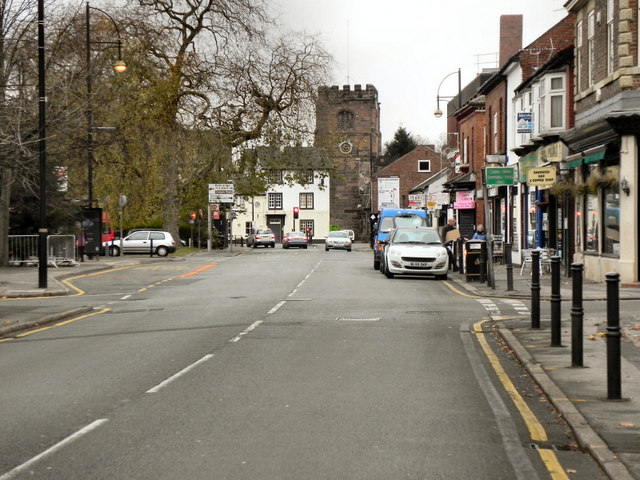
xmin=0 ymin=246 xmax=609 ymax=479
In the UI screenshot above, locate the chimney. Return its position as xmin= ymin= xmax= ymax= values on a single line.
xmin=499 ymin=15 xmax=523 ymax=67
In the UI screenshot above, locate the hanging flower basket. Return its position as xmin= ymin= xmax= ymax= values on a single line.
xmin=549 ymin=181 xmax=577 ymax=197
xmin=585 ymin=170 xmax=618 ymax=192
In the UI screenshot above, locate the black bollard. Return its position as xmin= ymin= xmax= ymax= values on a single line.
xmin=570 ymin=263 xmax=584 ymax=367
xmin=550 ymin=256 xmax=562 ymax=346
xmin=505 ymin=243 xmax=514 ymax=291
xmin=149 ymin=238 xmax=154 ymax=257
xmin=606 ymin=272 xmax=622 ymax=400
xmin=531 ymin=250 xmax=541 ymax=329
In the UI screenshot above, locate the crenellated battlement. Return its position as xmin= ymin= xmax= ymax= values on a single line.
xmin=318 ymin=84 xmax=378 ymax=101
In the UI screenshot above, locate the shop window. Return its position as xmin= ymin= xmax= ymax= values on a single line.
xmin=584 ymin=192 xmax=599 ymax=253
xmin=604 ymin=166 xmax=620 ymax=255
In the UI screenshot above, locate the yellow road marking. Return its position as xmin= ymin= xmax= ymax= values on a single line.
xmin=14 ymin=308 xmax=111 ymax=339
xmin=473 ymin=318 xmax=573 ymax=478
xmin=474 ymin=319 xmax=547 ymax=442
xmin=537 ymin=448 xmax=571 ymax=480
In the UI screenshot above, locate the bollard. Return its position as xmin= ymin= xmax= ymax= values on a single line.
xmin=531 ymin=250 xmax=541 ymax=329
xmin=149 ymin=238 xmax=154 ymax=257
xmin=606 ymin=272 xmax=622 ymax=400
xmin=570 ymin=263 xmax=584 ymax=367
xmin=550 ymin=256 xmax=562 ymax=346
xmin=505 ymin=243 xmax=513 ymax=291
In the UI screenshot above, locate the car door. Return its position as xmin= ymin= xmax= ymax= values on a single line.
xmin=123 ymin=231 xmax=149 ymax=253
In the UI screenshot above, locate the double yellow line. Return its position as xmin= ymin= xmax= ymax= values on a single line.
xmin=444 ymin=281 xmax=569 ymax=479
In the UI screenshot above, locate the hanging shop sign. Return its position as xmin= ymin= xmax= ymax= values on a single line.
xmin=527 ymin=167 xmax=557 ymax=186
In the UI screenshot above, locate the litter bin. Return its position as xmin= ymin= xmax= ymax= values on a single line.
xmin=464 ymin=239 xmax=486 ymax=283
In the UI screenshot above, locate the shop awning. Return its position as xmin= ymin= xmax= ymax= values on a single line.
xmin=564 ymin=144 xmax=607 ymax=168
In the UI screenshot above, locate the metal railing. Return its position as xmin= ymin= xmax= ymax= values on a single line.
xmin=8 ymin=235 xmax=79 ymax=267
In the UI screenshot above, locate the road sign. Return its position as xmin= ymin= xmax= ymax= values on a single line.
xmin=208 ymin=183 xmax=234 ymax=203
xmin=485 ymin=167 xmax=515 ymax=186
xmin=527 ymin=167 xmax=556 ymax=186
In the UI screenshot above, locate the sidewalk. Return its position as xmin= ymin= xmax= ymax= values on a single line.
xmin=448 ymin=262 xmax=640 ymax=479
xmin=1 ymin=250 xmax=639 ymax=478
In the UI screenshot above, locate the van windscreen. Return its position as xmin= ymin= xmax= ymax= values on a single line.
xmin=380 ymin=214 xmax=427 ymax=232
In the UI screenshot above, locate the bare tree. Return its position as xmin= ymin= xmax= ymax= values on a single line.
xmin=113 ymin=0 xmax=331 ymax=238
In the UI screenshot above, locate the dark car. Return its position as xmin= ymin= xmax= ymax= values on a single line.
xmin=282 ymin=232 xmax=308 ymax=249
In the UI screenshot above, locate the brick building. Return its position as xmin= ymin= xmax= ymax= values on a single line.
xmin=315 ymin=84 xmax=382 ymax=241
xmin=562 ymin=0 xmax=640 ymax=283
xmin=371 ymin=145 xmax=444 ymax=211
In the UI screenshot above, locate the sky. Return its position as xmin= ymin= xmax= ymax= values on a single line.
xmin=273 ymin=0 xmax=569 ymax=148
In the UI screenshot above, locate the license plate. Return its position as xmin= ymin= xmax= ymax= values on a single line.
xmin=409 ymin=261 xmax=429 ymax=267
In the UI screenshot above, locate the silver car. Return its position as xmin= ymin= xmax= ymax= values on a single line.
xmin=325 ymin=230 xmax=352 ymax=251
xmin=105 ymin=230 xmax=176 ymax=257
xmin=247 ymin=228 xmax=276 ymax=248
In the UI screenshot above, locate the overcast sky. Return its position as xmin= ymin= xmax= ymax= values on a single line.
xmin=273 ymin=0 xmax=569 ymax=148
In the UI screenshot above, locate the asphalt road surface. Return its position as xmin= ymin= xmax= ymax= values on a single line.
xmin=0 ymin=247 xmax=608 ymax=479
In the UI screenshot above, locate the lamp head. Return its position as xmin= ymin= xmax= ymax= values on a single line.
xmin=434 ymin=109 xmax=443 ymax=118
xmin=113 ymin=60 xmax=127 ymax=73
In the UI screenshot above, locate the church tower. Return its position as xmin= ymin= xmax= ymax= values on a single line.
xmin=315 ymin=84 xmax=381 ymax=241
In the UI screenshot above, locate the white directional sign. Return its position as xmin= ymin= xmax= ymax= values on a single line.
xmin=208 ymin=183 xmax=234 ymax=203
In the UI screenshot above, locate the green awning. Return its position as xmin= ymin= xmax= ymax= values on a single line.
xmin=564 ymin=147 xmax=606 ymax=168
xmin=518 ymin=152 xmax=538 ymax=182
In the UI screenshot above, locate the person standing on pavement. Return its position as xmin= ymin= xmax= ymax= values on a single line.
xmin=442 ymin=217 xmax=459 ymax=271
xmin=472 ymin=224 xmax=488 ymax=241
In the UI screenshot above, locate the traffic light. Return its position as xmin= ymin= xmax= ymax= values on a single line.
xmin=293 ymin=207 xmax=299 ymax=219
xmin=190 ymin=211 xmax=197 ymax=220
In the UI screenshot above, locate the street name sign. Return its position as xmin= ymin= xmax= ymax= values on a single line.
xmin=485 ymin=167 xmax=515 ymax=186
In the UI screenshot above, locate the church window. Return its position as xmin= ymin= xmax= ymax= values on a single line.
xmin=337 ymin=110 xmax=355 ymax=130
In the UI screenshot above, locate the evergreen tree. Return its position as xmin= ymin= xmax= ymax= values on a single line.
xmin=384 ymin=126 xmax=418 ymax=161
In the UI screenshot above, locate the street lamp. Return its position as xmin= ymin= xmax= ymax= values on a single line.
xmin=86 ymin=2 xmax=127 ymax=206
xmin=433 ymin=68 xmax=461 ymax=118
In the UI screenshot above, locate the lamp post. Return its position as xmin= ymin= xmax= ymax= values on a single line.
xmin=86 ymin=2 xmax=126 ymax=206
xmin=37 ymin=0 xmax=47 ymax=287
xmin=433 ymin=68 xmax=462 ymax=119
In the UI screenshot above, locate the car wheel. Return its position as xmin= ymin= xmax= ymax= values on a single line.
xmin=373 ymin=258 xmax=380 ymax=270
xmin=271 ymin=243 xmax=275 ymax=248
xmin=325 ymin=246 xmax=329 ymax=251
xmin=347 ymin=248 xmax=351 ymax=252
xmin=109 ymin=245 xmax=120 ymax=256
xmin=252 ymin=244 xmax=257 ymax=248
xmin=385 ymin=269 xmax=394 ymax=279
xmin=156 ymin=246 xmax=168 ymax=257
xmin=303 ymin=245 xmax=307 ymax=249
xmin=437 ymin=273 xmax=448 ymax=280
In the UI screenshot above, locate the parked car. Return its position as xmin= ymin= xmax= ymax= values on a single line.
xmin=105 ymin=230 xmax=176 ymax=257
xmin=380 ymin=226 xmax=448 ymax=280
xmin=341 ymin=229 xmax=355 ymax=242
xmin=282 ymin=231 xmax=308 ymax=249
xmin=373 ymin=208 xmax=430 ymax=270
xmin=325 ymin=230 xmax=352 ymax=251
xmin=247 ymin=228 xmax=276 ymax=248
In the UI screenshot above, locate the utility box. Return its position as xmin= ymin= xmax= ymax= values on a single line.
xmin=464 ymin=240 xmax=486 ymax=282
